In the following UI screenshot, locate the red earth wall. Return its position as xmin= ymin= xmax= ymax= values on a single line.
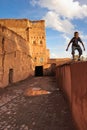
xmin=56 ymin=61 xmax=87 ymax=130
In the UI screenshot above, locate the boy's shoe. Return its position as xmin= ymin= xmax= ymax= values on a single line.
xmin=78 ymin=58 xmax=80 ymax=61
xmin=72 ymin=58 xmax=75 ymax=61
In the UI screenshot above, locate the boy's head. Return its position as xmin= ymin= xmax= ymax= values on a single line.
xmin=74 ymin=31 xmax=79 ymax=38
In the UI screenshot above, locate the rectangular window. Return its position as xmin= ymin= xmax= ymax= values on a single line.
xmin=33 ymin=41 xmax=36 ymax=45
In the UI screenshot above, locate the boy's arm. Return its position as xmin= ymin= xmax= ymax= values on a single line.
xmin=66 ymin=39 xmax=73 ymax=51
xmin=81 ymin=42 xmax=85 ymax=51
xmin=79 ymin=38 xmax=85 ymax=51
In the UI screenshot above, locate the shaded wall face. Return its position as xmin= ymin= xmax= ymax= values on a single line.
xmin=56 ymin=62 xmax=87 ymax=130
xmin=71 ymin=62 xmax=87 ymax=130
xmin=56 ymin=65 xmax=71 ymax=102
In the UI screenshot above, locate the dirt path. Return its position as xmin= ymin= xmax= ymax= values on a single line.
xmin=0 ymin=76 xmax=76 ymax=130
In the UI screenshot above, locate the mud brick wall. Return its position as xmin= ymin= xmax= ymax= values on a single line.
xmin=56 ymin=64 xmax=71 ymax=102
xmin=56 ymin=61 xmax=87 ymax=130
xmin=29 ymin=20 xmax=49 ymax=66
xmin=0 ymin=19 xmax=50 ymax=67
xmin=0 ymin=24 xmax=33 ymax=88
xmin=0 ymin=19 xmax=29 ymax=40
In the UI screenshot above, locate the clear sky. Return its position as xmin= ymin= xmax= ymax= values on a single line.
xmin=0 ymin=0 xmax=87 ymax=58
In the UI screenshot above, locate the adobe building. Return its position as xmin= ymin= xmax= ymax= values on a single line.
xmin=0 ymin=19 xmax=49 ymax=66
xmin=0 ymin=19 xmax=50 ymax=88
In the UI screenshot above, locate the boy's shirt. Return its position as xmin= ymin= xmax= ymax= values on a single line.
xmin=70 ymin=37 xmax=83 ymax=47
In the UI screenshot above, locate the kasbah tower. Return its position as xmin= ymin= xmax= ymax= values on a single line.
xmin=0 ymin=19 xmax=50 ymax=88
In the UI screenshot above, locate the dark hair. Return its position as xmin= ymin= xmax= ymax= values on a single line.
xmin=74 ymin=31 xmax=78 ymax=35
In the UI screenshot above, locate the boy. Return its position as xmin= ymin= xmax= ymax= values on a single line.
xmin=66 ymin=32 xmax=85 ymax=61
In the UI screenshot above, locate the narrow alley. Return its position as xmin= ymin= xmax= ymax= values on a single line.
xmin=0 ymin=76 xmax=76 ymax=130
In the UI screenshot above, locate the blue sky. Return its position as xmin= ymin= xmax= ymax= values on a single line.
xmin=0 ymin=0 xmax=87 ymax=58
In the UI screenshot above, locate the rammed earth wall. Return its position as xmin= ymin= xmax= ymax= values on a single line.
xmin=56 ymin=61 xmax=87 ymax=130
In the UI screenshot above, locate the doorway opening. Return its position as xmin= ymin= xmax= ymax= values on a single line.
xmin=9 ymin=69 xmax=13 ymax=84
xmin=35 ymin=66 xmax=43 ymax=76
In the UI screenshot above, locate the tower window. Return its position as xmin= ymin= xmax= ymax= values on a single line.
xmin=33 ymin=41 xmax=36 ymax=44
xmin=40 ymin=40 xmax=43 ymax=44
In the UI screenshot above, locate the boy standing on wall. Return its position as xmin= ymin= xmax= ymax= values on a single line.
xmin=66 ymin=32 xmax=85 ymax=61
